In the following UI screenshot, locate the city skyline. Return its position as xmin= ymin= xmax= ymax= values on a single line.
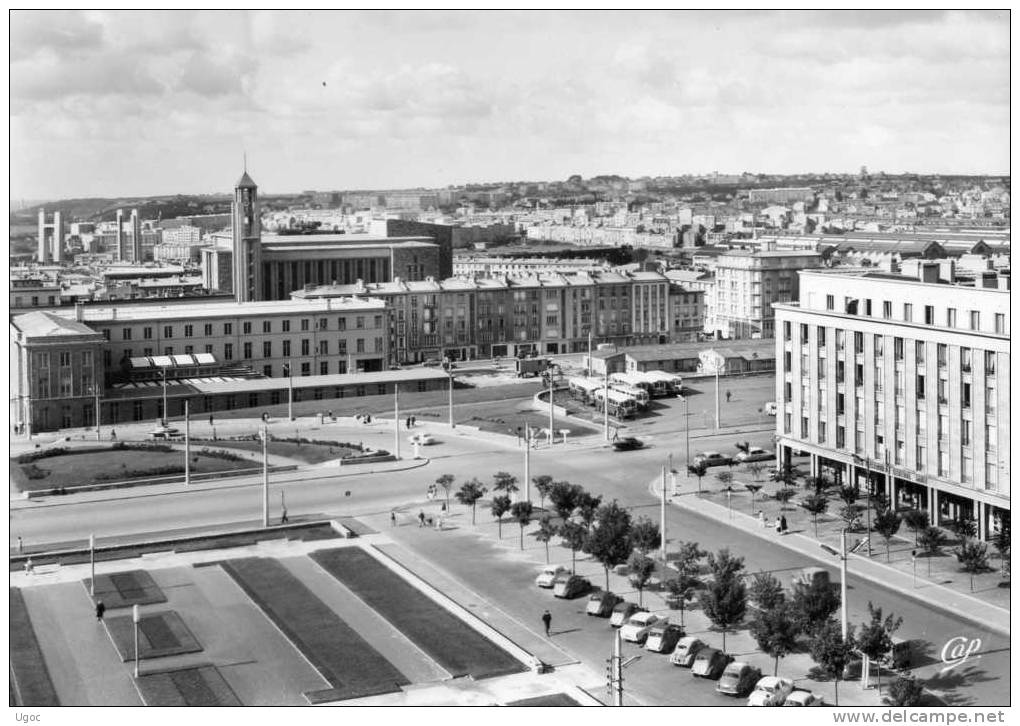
xmin=10 ymin=9 xmax=1010 ymax=201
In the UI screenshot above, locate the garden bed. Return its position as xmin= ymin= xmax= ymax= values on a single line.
xmin=136 ymin=665 xmax=241 ymax=706
xmin=104 ymin=611 xmax=203 ymax=661
xmin=9 ymin=588 xmax=60 ymax=707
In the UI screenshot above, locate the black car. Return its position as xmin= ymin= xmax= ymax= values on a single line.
xmin=613 ymin=437 xmax=644 ymax=451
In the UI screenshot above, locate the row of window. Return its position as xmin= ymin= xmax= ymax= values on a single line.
xmin=105 ymin=315 xmax=385 ymax=341
xmin=823 ymin=294 xmax=1007 ymax=334
xmin=113 ymin=336 xmax=385 ymax=362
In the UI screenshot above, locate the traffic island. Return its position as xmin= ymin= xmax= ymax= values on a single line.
xmin=136 ymin=664 xmax=241 ymax=706
xmin=84 ymin=570 xmax=167 ymax=608
xmin=103 ymin=610 xmax=202 ymax=661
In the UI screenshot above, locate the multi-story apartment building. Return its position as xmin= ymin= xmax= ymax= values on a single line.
xmin=747 ymin=187 xmax=815 ymax=205
xmin=293 ymin=270 xmax=673 ymax=363
xmin=707 ymin=249 xmax=822 ymax=339
xmin=774 ymin=266 xmax=1010 ymax=540
xmin=667 ymin=285 xmax=706 ymax=342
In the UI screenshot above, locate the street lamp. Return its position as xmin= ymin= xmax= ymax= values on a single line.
xmin=283 ymin=362 xmax=294 ymax=421
xmin=680 ymin=395 xmax=690 ymax=471
xmin=443 ymin=359 xmax=454 ymax=429
xmin=852 ymin=454 xmax=873 ymax=558
xmin=261 ymin=424 xmax=269 ymax=527
xmin=161 ymin=366 xmax=168 ymax=426
xmin=133 ymin=604 xmax=141 ymax=677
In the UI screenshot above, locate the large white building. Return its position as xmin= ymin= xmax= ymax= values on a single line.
xmin=774 ymin=265 xmax=1010 ymax=540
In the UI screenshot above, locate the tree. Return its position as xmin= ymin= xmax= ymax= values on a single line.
xmin=558 ymin=520 xmax=587 ymax=572
xmin=673 ymin=540 xmax=706 ymax=578
xmin=533 ymin=475 xmax=554 ymax=510
xmin=839 ymin=504 xmax=861 ymax=531
xmin=746 ymin=461 xmax=764 ymax=483
xmin=687 ymin=461 xmax=708 ymax=493
xmin=791 ymin=577 xmax=841 ymax=636
xmin=856 ymin=602 xmax=902 ymax=693
xmin=750 ymin=606 xmax=801 ymax=676
xmin=802 ymin=493 xmax=829 ymax=538
xmin=576 ymin=491 xmax=603 ymax=532
xmin=490 ymin=494 xmax=512 ymax=539
xmin=884 ymin=675 xmax=925 ymax=706
xmin=954 ymin=539 xmax=990 ymax=592
xmin=701 ymin=550 xmax=746 ymax=652
xmin=873 ymin=509 xmax=902 ymax=562
xmin=715 ymin=471 xmax=733 ymax=491
xmin=665 ymin=571 xmax=699 ymax=627
xmin=838 ymin=485 xmax=859 ymax=507
xmin=630 ymin=516 xmax=661 ymax=555
xmin=773 ymin=486 xmax=796 ymax=508
xmin=585 ymin=500 xmax=633 ymax=590
xmin=455 ymin=478 xmax=487 ymax=524
xmin=810 ymin=620 xmax=856 ymax=706
xmin=902 ymin=509 xmax=929 ymax=546
xmin=536 ymin=515 xmax=556 ymax=563
xmin=492 ymin=471 xmax=519 ymax=496
xmin=627 ymin=551 xmax=656 ymax=606
xmin=435 ymin=473 xmax=455 ymax=509
xmin=510 ymin=501 xmax=534 ymax=550
xmin=735 ymin=441 xmax=750 ymax=455
xmin=745 ymin=483 xmax=763 ymax=513
xmin=918 ymin=526 xmax=948 ymax=577
xmin=770 ymin=462 xmax=801 ymax=490
xmin=748 ymin=571 xmax=785 ymax=611
xmin=993 ymin=519 xmax=1011 ymax=577
xmin=548 ymin=480 xmax=583 ymax=523
xmin=948 ymin=517 xmax=977 ymax=542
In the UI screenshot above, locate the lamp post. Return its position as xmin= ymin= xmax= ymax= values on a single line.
xmin=681 ymin=395 xmax=690 ymax=471
xmin=393 ymin=384 xmax=400 ymax=460
xmin=865 ymin=457 xmax=873 ymax=557
xmin=911 ymin=549 xmax=917 ymax=588
xmin=587 ymin=332 xmax=593 ymax=377
xmin=261 ymin=424 xmax=269 ymax=528
xmin=445 ymin=361 xmax=454 ymax=429
xmin=184 ymin=400 xmax=190 ymax=486
xmin=133 ymin=604 xmax=141 ymax=677
xmin=840 ymin=529 xmax=848 ymax=640
xmin=94 ymin=377 xmax=101 ymax=442
xmin=89 ymin=533 xmax=95 ymax=596
xmin=603 ymin=371 xmax=610 ymax=441
xmin=660 ymin=466 xmax=668 ymax=562
xmin=714 ymin=366 xmax=720 ymax=430
xmin=284 ymin=361 xmax=294 ymax=421
xmin=161 ymin=366 xmax=168 ymax=426
xmin=547 ymin=366 xmax=555 ymax=445
xmin=523 ymin=422 xmax=531 ymax=503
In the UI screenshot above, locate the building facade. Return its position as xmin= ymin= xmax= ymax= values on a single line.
xmin=774 ymin=268 xmax=1010 ymax=540
xmin=707 ymin=249 xmax=823 ymax=339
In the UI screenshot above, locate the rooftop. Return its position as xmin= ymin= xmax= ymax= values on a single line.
xmin=52 ymin=297 xmax=388 ymax=324
xmin=12 ymin=311 xmax=104 ymax=339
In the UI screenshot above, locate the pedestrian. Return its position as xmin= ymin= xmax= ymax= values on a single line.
xmin=17 ymin=536 xmax=23 ymax=554
xmin=775 ymin=518 xmax=782 ymax=535
xmin=24 ymin=557 xmax=34 ymax=575
xmin=390 ymin=511 xmax=397 ymax=527
xmin=726 ymin=390 xmax=732 ymax=403
xmin=541 ymin=610 xmax=552 ymax=637
xmin=281 ymin=507 xmax=289 ymax=524
xmin=780 ymin=515 xmax=788 ymax=534
xmin=110 ymin=429 xmax=117 ymax=441
xmin=757 ymin=511 xmax=765 ymax=528
xmin=95 ymin=600 xmax=106 ymax=620
xmin=418 ymin=510 xmax=426 ymax=527
xmin=411 ymin=415 xmax=416 ymax=427
xmin=209 ymin=415 xmax=214 ymax=426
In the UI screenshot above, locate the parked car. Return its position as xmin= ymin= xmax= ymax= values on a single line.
xmin=736 ymin=446 xmax=775 ymax=463
xmin=586 ymin=590 xmax=623 ymax=617
xmin=612 ymin=437 xmax=645 ymax=452
xmin=422 ymin=358 xmax=442 ymax=367
xmin=884 ymin=636 xmax=913 ymax=671
xmin=552 ymin=574 xmax=591 ymax=599
xmin=693 ymin=451 xmax=732 ymax=468
xmin=785 ymin=690 xmax=825 ymax=707
xmin=670 ymin=636 xmax=707 ymax=667
xmin=535 ymin=565 xmax=570 ymax=588
xmin=619 ymin=611 xmax=663 ymax=644
xmin=716 ymin=662 xmax=763 ymax=697
xmin=408 ymin=432 xmax=436 ymax=446
xmin=748 ymin=676 xmax=795 ymax=706
xmin=691 ymin=648 xmax=732 ymax=679
xmin=790 ymin=567 xmax=831 ymax=589
xmin=609 ymin=602 xmax=645 ymax=627
xmin=644 ymin=623 xmax=685 ymax=653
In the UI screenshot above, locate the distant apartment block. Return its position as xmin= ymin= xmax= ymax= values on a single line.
xmin=747 ymin=187 xmax=815 ymax=205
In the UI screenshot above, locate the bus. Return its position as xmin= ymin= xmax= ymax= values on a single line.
xmin=568 ymin=376 xmax=603 ymax=404
xmin=642 ymin=370 xmax=684 ymax=396
xmin=593 ymin=388 xmax=639 ymax=419
xmin=610 ymin=372 xmax=655 ymax=396
xmin=608 ymin=381 xmax=649 ymax=409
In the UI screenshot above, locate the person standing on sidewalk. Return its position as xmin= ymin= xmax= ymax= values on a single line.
xmin=542 ymin=610 xmax=552 ymax=637
xmin=391 ymin=511 xmax=397 ymax=527
xmin=95 ymin=600 xmax=106 ymax=621
xmin=418 ymin=511 xmax=426 ymax=527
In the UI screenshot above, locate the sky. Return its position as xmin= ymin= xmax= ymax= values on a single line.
xmin=9 ymin=9 xmax=1010 ymax=200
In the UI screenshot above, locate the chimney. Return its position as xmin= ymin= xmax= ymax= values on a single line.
xmin=74 ymin=302 xmax=84 ymax=322
xmin=937 ymin=260 xmax=955 ymax=284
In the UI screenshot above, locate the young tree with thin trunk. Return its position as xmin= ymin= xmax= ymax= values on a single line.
xmin=492 ymin=471 xmax=519 ymax=497
xmin=750 ymin=606 xmax=800 ymax=676
xmin=873 ymin=509 xmax=902 ymax=562
xmin=715 ymin=470 xmax=734 ymax=490
xmin=856 ymin=602 xmax=902 ymax=693
xmin=533 ymin=475 xmax=554 ymax=510
xmin=791 ymin=577 xmax=841 ymax=636
xmin=630 ymin=516 xmax=660 ymax=555
xmin=902 ymin=509 xmax=929 ymax=546
xmin=884 ymin=676 xmax=925 ymax=706
xmin=627 ymin=551 xmax=656 ymax=606
xmin=993 ymin=520 xmax=1011 ymax=577
xmin=510 ymin=500 xmax=534 ymax=551
xmin=435 ymin=473 xmax=455 ymax=509
xmin=455 ymin=478 xmax=487 ymax=525
xmin=548 ymin=480 xmax=583 ymax=523
xmin=490 ymin=494 xmax=511 ymax=539
xmin=770 ymin=462 xmax=801 ymax=490
xmin=665 ymin=571 xmax=699 ymax=628
xmin=585 ymin=500 xmax=633 ymax=590
xmin=839 ymin=504 xmax=861 ymax=531
xmin=558 ymin=520 xmax=587 ymax=572
xmin=674 ymin=541 xmax=706 ymax=578
xmin=536 ymin=514 xmax=556 ymax=563
xmin=810 ymin=620 xmax=856 ymax=706
xmin=576 ymin=491 xmax=603 ymax=532
xmin=747 ymin=461 xmax=764 ymax=483
xmin=954 ymin=539 xmax=990 ymax=592
xmin=801 ymin=494 xmax=828 ymax=537
xmin=687 ymin=461 xmax=708 ymax=493
xmin=701 ymin=569 xmax=746 ymax=652
xmin=918 ymin=525 xmax=948 ymax=577
xmin=748 ymin=571 xmax=785 ymax=611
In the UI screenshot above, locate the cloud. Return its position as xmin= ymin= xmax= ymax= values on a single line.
xmin=9 ymin=10 xmax=106 ymax=61
xmin=176 ymin=51 xmax=255 ymax=98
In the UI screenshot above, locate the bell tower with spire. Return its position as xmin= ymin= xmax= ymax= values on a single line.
xmin=231 ymin=165 xmax=262 ymax=302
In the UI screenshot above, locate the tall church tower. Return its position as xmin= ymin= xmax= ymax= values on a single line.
xmin=231 ymin=169 xmax=262 ymax=302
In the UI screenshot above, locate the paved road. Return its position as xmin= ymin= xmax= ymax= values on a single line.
xmin=10 ymin=392 xmax=1006 ymax=707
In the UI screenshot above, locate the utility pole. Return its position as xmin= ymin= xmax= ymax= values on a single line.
xmin=286 ymin=361 xmax=294 ymax=421
xmin=184 ymin=400 xmax=190 ymax=486
xmin=547 ymin=366 xmax=554 ymax=444
xmin=682 ymin=395 xmax=690 ymax=470
xmin=447 ymin=365 xmax=454 ymax=429
xmin=161 ymin=366 xmax=168 ymax=426
xmin=587 ymin=332 xmax=592 ymax=377
xmin=714 ymin=366 xmax=720 ymax=430
xmin=393 ymin=384 xmax=400 ymax=460
xmin=613 ymin=629 xmax=624 ymax=706
xmin=261 ymin=424 xmax=269 ymax=528
xmin=523 ymin=423 xmax=531 ymax=503
xmin=840 ymin=528 xmax=848 ymax=641
xmin=94 ymin=380 xmax=101 ymax=441
xmin=660 ymin=466 xmax=667 ymax=562
xmin=133 ymin=604 xmax=141 ymax=678
xmin=603 ymin=371 xmax=610 ymax=441
xmin=89 ymin=533 xmax=95 ymax=596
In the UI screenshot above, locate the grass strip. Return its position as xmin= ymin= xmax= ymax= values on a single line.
xmin=218 ymin=557 xmax=409 ymax=701
xmin=136 ymin=665 xmax=241 ymax=706
xmin=9 ymin=589 xmax=60 ymax=706
xmin=506 ymin=693 xmax=582 ymax=707
xmin=310 ymin=548 xmax=527 ymax=680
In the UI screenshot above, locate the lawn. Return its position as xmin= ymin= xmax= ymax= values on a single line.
xmin=104 ymin=611 xmax=203 ymax=661
xmin=85 ymin=570 xmax=168 ymax=609
xmin=189 ymin=438 xmax=358 ymax=464
xmin=9 ymin=588 xmax=60 ymax=707
xmin=217 ymin=556 xmax=409 ymax=702
xmin=136 ymin=665 xmax=241 ymax=706
xmin=310 ymin=547 xmax=526 ymax=680
xmin=10 ymin=447 xmax=256 ymax=492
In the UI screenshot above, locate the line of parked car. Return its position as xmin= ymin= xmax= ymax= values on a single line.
xmin=534 ymin=565 xmax=825 ymax=706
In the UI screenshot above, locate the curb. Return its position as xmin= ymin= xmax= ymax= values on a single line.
xmin=659 ymin=478 xmax=1010 ymax=636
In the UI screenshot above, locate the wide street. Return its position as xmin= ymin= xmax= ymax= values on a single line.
xmin=10 ymin=372 xmax=1007 ymax=706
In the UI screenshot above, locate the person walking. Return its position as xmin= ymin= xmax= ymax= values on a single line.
xmin=110 ymin=429 xmax=117 ymax=441
xmin=411 ymin=415 xmax=416 ymax=427
xmin=390 ymin=511 xmax=397 ymax=527
xmin=17 ymin=536 xmax=23 ymax=554
xmin=774 ymin=518 xmax=782 ymax=535
xmin=24 ymin=557 xmax=34 ymax=575
xmin=725 ymin=390 xmax=732 ymax=403
xmin=541 ymin=610 xmax=552 ymax=637
xmin=95 ymin=600 xmax=106 ymax=621
xmin=281 ymin=507 xmax=289 ymax=524
xmin=418 ymin=511 xmax=426 ymax=528
xmin=780 ymin=515 xmax=788 ymax=534
xmin=209 ymin=415 xmax=214 ymax=426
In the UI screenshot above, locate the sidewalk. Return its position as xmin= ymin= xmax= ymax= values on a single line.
xmin=662 ymin=476 xmax=1010 ymax=636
